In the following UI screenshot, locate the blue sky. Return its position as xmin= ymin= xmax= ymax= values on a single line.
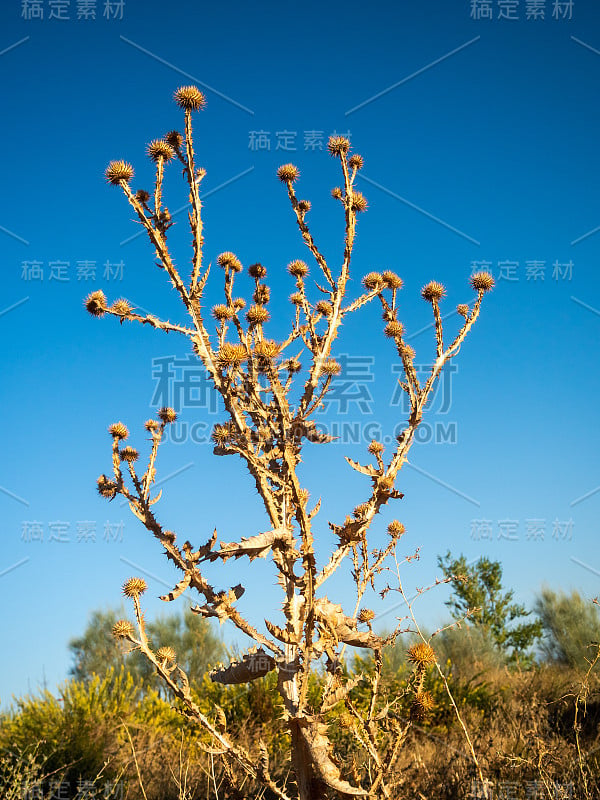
xmin=1 ymin=0 xmax=600 ymax=707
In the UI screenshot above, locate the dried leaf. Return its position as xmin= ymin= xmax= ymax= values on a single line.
xmin=300 ymin=720 xmax=367 ymax=796
xmin=321 ymin=674 xmax=364 ymax=714
xmin=265 ymin=619 xmax=296 ymax=644
xmin=159 ymin=572 xmax=191 ymax=602
xmin=210 ymin=647 xmax=276 ymax=685
xmin=344 ymin=456 xmax=378 ymax=478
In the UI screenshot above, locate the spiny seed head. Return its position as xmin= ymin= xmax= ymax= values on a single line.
xmin=358 ymin=608 xmax=375 ymax=623
xmin=233 ymin=297 xmax=246 ymax=310
xmin=349 ymin=154 xmax=364 ymax=170
xmin=470 ymin=271 xmax=495 ymax=293
xmin=158 ymin=407 xmax=177 ymax=424
xmin=97 ymin=474 xmax=118 ymax=499
xmin=112 ymin=620 xmax=135 ymax=639
xmin=367 ymin=440 xmax=384 ymax=455
xmin=156 ymin=646 xmax=176 ymax=662
xmin=288 ymin=260 xmax=309 ymax=278
xmin=298 ymin=199 xmax=311 ymax=213
xmin=111 ymin=299 xmax=132 ymax=316
xmin=246 ymin=305 xmax=270 ymax=325
xmin=85 ymin=290 xmax=107 ymax=317
xmin=407 ymin=642 xmax=436 ymax=667
xmin=108 ymin=422 xmax=129 ymax=440
xmin=457 ymin=303 xmax=470 ymax=318
xmin=105 ymin=160 xmax=134 ymax=185
xmin=328 ymin=136 xmax=350 ymax=157
xmin=399 ymin=342 xmax=416 ymax=360
xmin=382 ymin=271 xmax=403 ymax=290
xmin=363 ymin=272 xmax=384 ymax=290
xmin=315 ymin=300 xmax=333 ymax=317
xmin=145 ymin=420 xmax=160 ymax=434
xmin=277 ymin=163 xmax=300 ymax=183
xmin=120 ymin=446 xmax=139 ymax=463
xmin=217 ymin=252 xmax=242 ymax=272
xmin=122 ymin=577 xmax=148 ymax=598
xmin=217 ymin=342 xmax=247 ymax=368
xmin=212 ymin=423 xmax=234 ymax=445
xmin=253 ymin=339 xmax=280 ymax=359
xmin=212 ymin=304 xmax=234 ymax=321
xmin=289 ymin=292 xmax=304 ymax=306
xmin=421 ymin=281 xmax=446 ymax=303
xmin=248 ymin=262 xmax=267 ymax=279
xmin=351 ymin=192 xmax=368 ymax=213
xmin=331 ymin=187 xmax=343 ymax=200
xmin=136 ymin=189 xmax=150 ymax=203
xmin=147 ymin=139 xmax=175 ymax=163
xmin=339 ymin=711 xmax=355 ymax=729
xmin=165 ymin=130 xmax=183 ymax=149
xmin=173 ymin=85 xmax=206 ymax=112
xmin=411 ymin=691 xmax=435 ymax=720
xmin=286 ymin=358 xmax=302 ymax=373
xmin=320 ymin=359 xmax=341 ymax=376
xmin=253 ymin=285 xmax=270 ymax=304
xmin=384 ymin=321 xmax=404 ymax=339
xmin=387 ymin=520 xmax=405 ymax=537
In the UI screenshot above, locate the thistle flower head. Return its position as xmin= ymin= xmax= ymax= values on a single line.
xmin=349 ymin=154 xmax=364 ymax=170
xmin=382 ymin=271 xmax=403 ymax=290
xmin=470 ymin=271 xmax=495 ymax=293
xmin=289 ymin=292 xmax=303 ymax=306
xmin=108 ymin=422 xmax=129 ymax=440
xmin=212 ymin=423 xmax=235 ymax=445
xmin=363 ymin=272 xmax=384 ymax=290
xmin=120 ymin=446 xmax=139 ymax=463
xmin=277 ymin=163 xmax=300 ymax=183
xmin=288 ymin=260 xmax=309 ymax=278
xmin=358 ymin=608 xmax=375 ymax=623
xmin=367 ymin=440 xmax=384 ymax=455
xmin=158 ymin=407 xmax=177 ymax=424
xmin=112 ymin=620 xmax=135 ymax=639
xmin=315 ymin=300 xmax=333 ymax=317
xmin=246 ymin=305 xmax=270 ymax=326
xmin=217 ymin=342 xmax=247 ymax=368
xmin=97 ymin=474 xmax=118 ymax=500
xmin=331 ymin=187 xmax=343 ymax=200
xmin=407 ymin=642 xmax=436 ymax=667
xmin=122 ymin=577 xmax=148 ymax=598
xmin=387 ymin=519 xmax=405 ymax=537
xmin=298 ymin=199 xmax=311 ymax=213
xmin=165 ymin=130 xmax=183 ymax=149
xmin=111 ymin=299 xmax=132 ymax=317
xmin=136 ymin=189 xmax=150 ymax=203
xmin=457 ymin=303 xmax=470 ymax=318
xmin=399 ymin=342 xmax=416 ymax=361
xmin=173 ymin=85 xmax=206 ymax=112
xmin=212 ymin=304 xmax=234 ymax=321
xmin=84 ymin=290 xmax=107 ymax=317
xmin=384 ymin=321 xmax=404 ymax=339
xmin=145 ymin=419 xmax=160 ymax=432
xmin=156 ymin=646 xmax=176 ymax=662
xmin=147 ymin=139 xmax=175 ymax=163
xmin=351 ymin=192 xmax=368 ymax=213
xmin=233 ymin=297 xmax=246 ymax=311
xmin=328 ymin=136 xmax=350 ymax=157
xmin=105 ymin=160 xmax=134 ymax=185
xmin=248 ymin=262 xmax=267 ymax=279
xmin=285 ymin=358 xmax=302 ymax=373
xmin=217 ymin=252 xmax=242 ymax=272
xmin=320 ymin=359 xmax=341 ymax=376
xmin=421 ymin=281 xmax=446 ymax=303
xmin=253 ymin=339 xmax=280 ymax=360
xmin=410 ymin=690 xmax=435 ymax=720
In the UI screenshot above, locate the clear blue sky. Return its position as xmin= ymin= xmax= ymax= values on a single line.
xmin=1 ymin=0 xmax=600 ymax=707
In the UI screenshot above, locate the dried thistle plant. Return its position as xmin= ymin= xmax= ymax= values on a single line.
xmin=90 ymin=85 xmax=495 ymax=799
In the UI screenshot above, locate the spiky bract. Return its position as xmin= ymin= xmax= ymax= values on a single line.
xmin=174 ymin=85 xmax=206 ymax=112
xmin=105 ymin=160 xmax=134 ymax=185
